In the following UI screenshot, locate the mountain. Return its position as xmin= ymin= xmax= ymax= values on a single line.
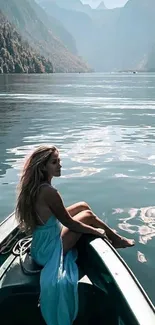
xmin=0 ymin=0 xmax=91 ymax=72
xmin=144 ymin=45 xmax=155 ymax=72
xmin=39 ymin=0 xmax=155 ymax=71
xmin=94 ymin=0 xmax=155 ymax=71
xmin=110 ymin=0 xmax=155 ymax=71
xmin=0 ymin=10 xmax=53 ymax=73
xmin=37 ymin=0 xmax=120 ymax=70
xmin=38 ymin=1 xmax=97 ymax=65
xmin=37 ymin=0 xmax=92 ymax=15
xmin=96 ymin=2 xmax=106 ymax=10
xmin=1 ymin=0 xmax=154 ymax=73
xmin=27 ymin=0 xmax=77 ymax=55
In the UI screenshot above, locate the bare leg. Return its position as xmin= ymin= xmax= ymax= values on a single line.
xmin=66 ymin=201 xmax=91 ymax=217
xmin=66 ymin=202 xmax=134 ymax=248
xmin=61 ymin=209 xmax=135 ymax=254
xmin=83 ymin=212 xmax=135 ymax=249
xmin=61 ymin=202 xmax=90 ymax=255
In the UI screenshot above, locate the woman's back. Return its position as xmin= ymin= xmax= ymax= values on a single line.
xmin=35 ymin=183 xmax=55 ymax=226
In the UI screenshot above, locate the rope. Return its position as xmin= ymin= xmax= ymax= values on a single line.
xmin=0 ymin=229 xmax=21 ymax=254
xmin=12 ymin=236 xmax=32 ymax=256
xmin=12 ymin=237 xmax=41 ymax=275
xmin=0 ymin=233 xmax=41 ymax=275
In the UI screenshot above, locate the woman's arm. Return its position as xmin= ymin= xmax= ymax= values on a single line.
xmin=44 ymin=187 xmax=104 ymax=237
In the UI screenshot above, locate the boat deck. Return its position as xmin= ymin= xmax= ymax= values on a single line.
xmin=0 ymin=253 xmax=109 ymax=325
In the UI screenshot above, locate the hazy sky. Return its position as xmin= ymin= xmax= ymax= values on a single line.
xmin=82 ymin=0 xmax=128 ymax=9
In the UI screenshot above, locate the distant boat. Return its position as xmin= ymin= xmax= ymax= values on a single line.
xmin=0 ymin=212 xmax=155 ymax=324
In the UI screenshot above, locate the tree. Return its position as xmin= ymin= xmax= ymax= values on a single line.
xmin=14 ymin=61 xmax=24 ymax=73
xmin=0 ymin=11 xmax=53 ymax=74
xmin=3 ymin=63 xmax=8 ymax=73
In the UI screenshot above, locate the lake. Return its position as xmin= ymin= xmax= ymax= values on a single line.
xmin=0 ymin=72 xmax=155 ymax=304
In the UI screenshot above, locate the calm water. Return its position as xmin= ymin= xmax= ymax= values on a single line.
xmin=0 ymin=73 xmax=155 ymax=303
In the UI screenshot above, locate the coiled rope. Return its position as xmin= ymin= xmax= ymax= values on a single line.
xmin=0 ymin=234 xmax=41 ymax=275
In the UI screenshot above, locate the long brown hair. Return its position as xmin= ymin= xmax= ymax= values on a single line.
xmin=16 ymin=145 xmax=57 ymax=233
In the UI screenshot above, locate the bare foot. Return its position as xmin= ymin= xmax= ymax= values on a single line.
xmin=111 ymin=236 xmax=135 ymax=249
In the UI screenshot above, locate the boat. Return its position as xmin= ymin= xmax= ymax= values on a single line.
xmin=0 ymin=212 xmax=155 ymax=325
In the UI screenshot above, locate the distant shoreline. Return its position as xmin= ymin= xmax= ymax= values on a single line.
xmin=0 ymin=70 xmax=155 ymax=75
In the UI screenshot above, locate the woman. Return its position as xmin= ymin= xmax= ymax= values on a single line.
xmin=16 ymin=145 xmax=134 ymax=325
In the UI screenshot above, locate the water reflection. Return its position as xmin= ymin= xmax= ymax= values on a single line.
xmin=116 ymin=206 xmax=155 ymax=246
xmin=2 ymin=117 xmax=155 ymax=180
xmin=137 ymin=251 xmax=147 ymax=263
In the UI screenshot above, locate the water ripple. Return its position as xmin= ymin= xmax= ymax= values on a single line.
xmin=1 ymin=73 xmax=155 ymax=303
xmin=116 ymin=206 xmax=155 ymax=246
xmin=1 ymin=93 xmax=155 ymax=109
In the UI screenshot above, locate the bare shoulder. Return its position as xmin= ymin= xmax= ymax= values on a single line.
xmin=40 ymin=185 xmax=65 ymax=214
xmin=40 ymin=185 xmax=61 ymax=204
xmin=40 ymin=185 xmax=57 ymax=198
xmin=35 ymin=186 xmax=59 ymax=224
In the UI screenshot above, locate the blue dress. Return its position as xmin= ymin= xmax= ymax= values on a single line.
xmin=31 ymin=215 xmax=79 ymax=325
